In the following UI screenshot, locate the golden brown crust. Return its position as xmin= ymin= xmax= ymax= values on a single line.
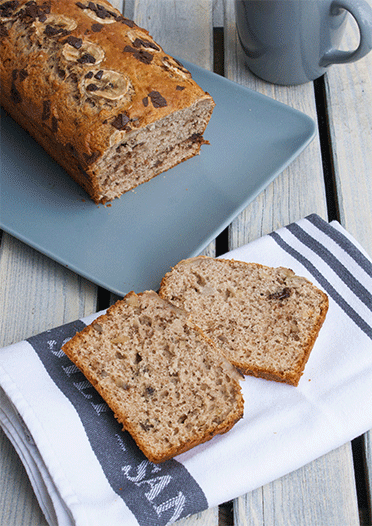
xmin=0 ymin=0 xmax=215 ymax=203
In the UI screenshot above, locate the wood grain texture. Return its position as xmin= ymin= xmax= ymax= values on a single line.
xmin=364 ymin=432 xmax=372 ymax=523
xmin=0 ymin=235 xmax=97 ymax=347
xmin=324 ymin=10 xmax=372 ymax=522
xmin=175 ymin=507 xmax=219 ymax=526
xmin=234 ymin=443 xmax=360 ymax=526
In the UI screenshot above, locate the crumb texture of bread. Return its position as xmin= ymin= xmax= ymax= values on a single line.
xmin=159 ymin=257 xmax=329 ymax=386
xmin=62 ymin=291 xmax=243 ymax=463
xmin=0 ymin=0 xmax=215 ymax=203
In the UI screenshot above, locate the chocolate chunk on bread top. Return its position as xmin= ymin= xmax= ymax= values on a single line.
xmin=62 ymin=291 xmax=244 ymax=463
xmin=0 ymin=0 xmax=215 ymax=203
xmin=159 ymin=257 xmax=329 ymax=386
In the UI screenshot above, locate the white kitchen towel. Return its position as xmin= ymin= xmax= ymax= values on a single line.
xmin=1 ymin=213 xmax=372 ymax=526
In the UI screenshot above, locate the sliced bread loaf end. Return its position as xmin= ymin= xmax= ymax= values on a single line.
xmin=159 ymin=257 xmax=329 ymax=386
xmin=62 ymin=290 xmax=244 ymax=462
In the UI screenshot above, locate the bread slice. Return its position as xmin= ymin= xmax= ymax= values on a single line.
xmin=0 ymin=0 xmax=215 ymax=204
xmin=159 ymin=257 xmax=329 ymax=386
xmin=62 ymin=290 xmax=244 ymax=462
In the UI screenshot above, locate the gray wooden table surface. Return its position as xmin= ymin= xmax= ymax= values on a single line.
xmin=1 ymin=0 xmax=372 ymax=525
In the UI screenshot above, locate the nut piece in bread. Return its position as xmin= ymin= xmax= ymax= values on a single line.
xmin=62 ymin=290 xmax=244 ymax=463
xmin=159 ymin=256 xmax=329 ymax=386
xmin=0 ymin=0 xmax=215 ymax=203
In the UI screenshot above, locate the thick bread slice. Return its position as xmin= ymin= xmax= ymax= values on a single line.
xmin=62 ymin=290 xmax=244 ymax=463
xmin=159 ymin=257 xmax=329 ymax=386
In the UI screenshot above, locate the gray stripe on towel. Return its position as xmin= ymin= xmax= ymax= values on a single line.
xmin=27 ymin=320 xmax=208 ymax=526
xmin=270 ymin=231 xmax=372 ymax=340
xmin=307 ymin=214 xmax=372 ymax=277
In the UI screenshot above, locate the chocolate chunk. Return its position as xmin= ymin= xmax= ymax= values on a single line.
xmin=91 ymin=23 xmax=102 ymax=32
xmin=140 ymin=420 xmax=153 ymax=432
xmin=44 ymin=24 xmax=69 ymax=37
xmin=142 ymin=96 xmax=148 ymax=107
xmin=123 ymin=45 xmax=153 ymax=64
xmin=85 ymin=2 xmax=116 ymax=20
xmin=0 ymin=23 xmax=8 ymax=38
xmin=84 ymin=71 xmax=94 ymax=79
xmin=64 ymin=35 xmax=83 ymax=49
xmin=132 ymin=37 xmax=160 ymax=51
xmin=95 ymin=4 xmax=108 ymax=18
xmin=268 ymin=287 xmax=291 ymax=301
xmin=134 ymin=49 xmax=153 ymax=64
xmin=148 ymin=90 xmax=167 ymax=108
xmin=75 ymin=1 xmax=86 ymax=9
xmin=10 ymin=82 xmax=22 ymax=104
xmin=19 ymin=69 xmax=28 ymax=81
xmin=111 ymin=113 xmax=130 ymax=130
xmin=94 ymin=69 xmax=103 ymax=80
xmin=44 ymin=24 xmax=60 ymax=36
xmin=176 ymin=85 xmax=185 ymax=91
xmin=19 ymin=1 xmax=50 ymax=22
xmin=86 ymin=83 xmax=99 ymax=91
xmin=132 ymin=38 xmax=143 ymax=49
xmin=77 ymin=53 xmax=96 ymax=64
xmin=12 ymin=69 xmax=18 ymax=81
xmin=119 ymin=16 xmax=135 ymax=28
xmin=20 ymin=2 xmax=38 ymax=20
xmin=51 ymin=116 xmax=58 ymax=133
xmin=83 ymin=151 xmax=100 ymax=164
xmin=66 ymin=142 xmax=79 ymax=159
xmin=0 ymin=1 xmax=19 ymax=18
xmin=42 ymin=100 xmax=51 ymax=120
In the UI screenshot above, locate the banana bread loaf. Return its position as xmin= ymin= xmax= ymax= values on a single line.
xmin=0 ymin=0 xmax=215 ymax=203
xmin=159 ymin=256 xmax=329 ymax=386
xmin=62 ymin=290 xmax=244 ymax=463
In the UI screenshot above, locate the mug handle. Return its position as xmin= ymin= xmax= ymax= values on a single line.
xmin=320 ymin=0 xmax=372 ymax=66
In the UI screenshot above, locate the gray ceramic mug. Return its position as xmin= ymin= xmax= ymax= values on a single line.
xmin=235 ymin=0 xmax=372 ymax=85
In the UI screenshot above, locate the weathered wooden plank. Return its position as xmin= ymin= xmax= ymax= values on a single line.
xmin=111 ymin=0 xmax=124 ymax=13
xmin=324 ymin=11 xmax=372 ymax=524
xmin=0 ymin=236 xmax=97 ymax=346
xmin=224 ymin=0 xmax=360 ymax=524
xmin=175 ymin=508 xmax=219 ymax=526
xmin=234 ymin=443 xmax=359 ymax=526
xmin=364 ymin=432 xmax=372 ymax=524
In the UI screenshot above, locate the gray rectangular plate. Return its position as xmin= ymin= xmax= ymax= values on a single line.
xmin=0 ymin=61 xmax=315 ymax=296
